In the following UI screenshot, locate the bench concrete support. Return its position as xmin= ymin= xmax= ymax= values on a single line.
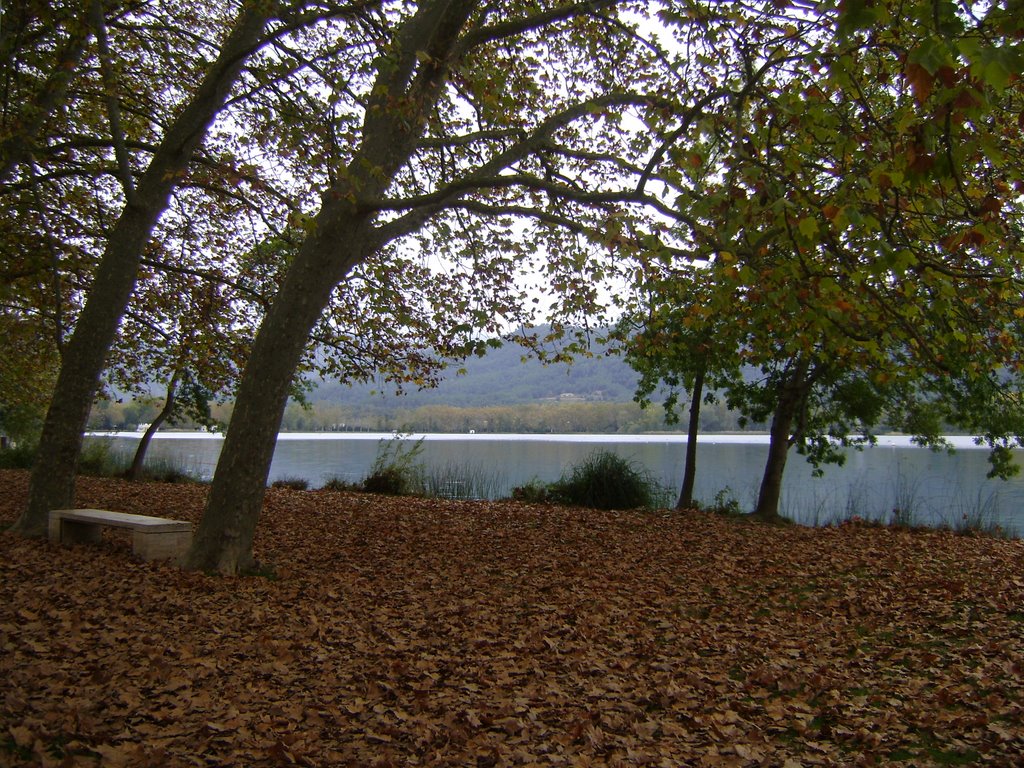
xmin=49 ymin=509 xmax=192 ymax=562
xmin=56 ymin=518 xmax=104 ymax=545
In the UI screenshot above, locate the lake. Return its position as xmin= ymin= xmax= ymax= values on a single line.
xmin=88 ymin=432 xmax=1024 ymax=535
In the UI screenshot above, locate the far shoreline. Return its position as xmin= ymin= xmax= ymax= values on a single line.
xmin=86 ymin=430 xmax=1001 ymax=450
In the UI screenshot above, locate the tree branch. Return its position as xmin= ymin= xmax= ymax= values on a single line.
xmin=454 ymin=0 xmax=619 ymax=55
xmin=89 ymin=0 xmax=138 ymax=206
xmin=0 ymin=22 xmax=92 ymax=184
xmin=366 ymin=92 xmax=677 ymax=244
xmin=417 ymin=128 xmax=526 ymax=150
xmin=139 ymin=257 xmax=272 ymax=309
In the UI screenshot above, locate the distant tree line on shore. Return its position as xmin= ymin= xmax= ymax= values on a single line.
xmin=87 ymin=397 xmax=761 ymax=435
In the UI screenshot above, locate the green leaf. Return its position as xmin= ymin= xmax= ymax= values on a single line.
xmin=908 ymin=36 xmax=953 ymax=75
xmin=798 ymin=217 xmax=819 ymax=240
xmin=836 ymin=0 xmax=881 ymax=38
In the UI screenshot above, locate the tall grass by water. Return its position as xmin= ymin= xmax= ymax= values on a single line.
xmin=943 ymin=487 xmax=1010 ymax=538
xmin=547 ymin=450 xmax=671 ymax=510
xmin=7 ymin=433 xmax=1018 ymax=537
xmin=321 ymin=436 xmax=507 ymax=501
xmin=3 ymin=438 xmax=202 ymax=483
xmin=422 ymin=461 xmax=507 ymax=500
xmin=781 ymin=472 xmax=1018 ymax=538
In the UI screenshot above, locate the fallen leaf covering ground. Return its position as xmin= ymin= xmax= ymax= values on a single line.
xmin=1 ymin=469 xmax=1023 ymax=767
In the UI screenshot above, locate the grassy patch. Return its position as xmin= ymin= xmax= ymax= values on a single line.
xmin=77 ymin=438 xmax=130 ymax=477
xmin=320 ymin=476 xmax=360 ymax=492
xmin=134 ymin=455 xmax=205 ymax=483
xmin=510 ymin=478 xmax=554 ymax=504
xmin=696 ymin=487 xmax=745 ymax=518
xmin=0 ymin=443 xmax=37 ymax=469
xmin=360 ymin=436 xmax=426 ymax=496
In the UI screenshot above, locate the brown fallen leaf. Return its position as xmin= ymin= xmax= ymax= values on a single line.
xmin=1 ymin=469 xmax=1023 ymax=767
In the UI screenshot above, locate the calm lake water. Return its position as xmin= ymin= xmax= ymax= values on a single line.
xmin=89 ymin=432 xmax=1024 ymax=535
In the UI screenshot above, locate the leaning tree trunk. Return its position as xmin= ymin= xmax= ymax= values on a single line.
xmin=183 ymin=214 xmax=372 ymax=574
xmin=11 ymin=4 xmax=273 ymax=538
xmin=126 ymin=371 xmax=180 ymax=481
xmin=184 ymin=0 xmax=480 ymax=575
xmin=676 ymin=365 xmax=705 ymax=510
xmin=16 ymin=204 xmax=186 ymax=536
xmin=752 ymin=368 xmax=809 ymax=522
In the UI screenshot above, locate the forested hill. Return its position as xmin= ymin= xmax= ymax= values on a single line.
xmin=311 ymin=339 xmax=642 ymax=408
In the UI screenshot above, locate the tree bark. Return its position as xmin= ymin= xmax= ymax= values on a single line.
xmin=752 ymin=364 xmax=809 ymax=522
xmin=676 ymin=365 xmax=704 ymax=510
xmin=183 ymin=209 xmax=372 ymax=573
xmin=126 ymin=371 xmax=180 ymax=481
xmin=185 ymin=0 xmax=480 ymax=574
xmin=11 ymin=3 xmax=273 ymax=537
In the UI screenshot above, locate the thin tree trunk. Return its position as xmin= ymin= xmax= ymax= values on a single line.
xmin=753 ymin=401 xmax=794 ymax=522
xmin=126 ymin=371 xmax=180 ymax=481
xmin=89 ymin=0 xmax=138 ymax=205
xmin=11 ymin=4 xmax=273 ymax=537
xmin=676 ymin=365 xmax=705 ymax=510
xmin=752 ymin=365 xmax=810 ymax=522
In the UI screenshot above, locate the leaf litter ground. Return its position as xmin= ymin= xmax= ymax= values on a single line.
xmin=1 ymin=469 xmax=1022 ymax=767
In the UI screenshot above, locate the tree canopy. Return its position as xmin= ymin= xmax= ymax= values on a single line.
xmin=183 ymin=0 xmax=709 ymax=573
xmin=620 ymin=0 xmax=1024 ymax=518
xmin=2 ymin=0 xmax=1021 ymax=562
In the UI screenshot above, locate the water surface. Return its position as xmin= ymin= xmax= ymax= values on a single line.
xmin=90 ymin=432 xmax=1024 ymax=535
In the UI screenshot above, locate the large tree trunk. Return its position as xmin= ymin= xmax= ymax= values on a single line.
xmin=752 ymin=364 xmax=810 ymax=522
xmin=126 ymin=371 xmax=181 ymax=481
xmin=11 ymin=4 xmax=273 ymax=537
xmin=185 ymin=0 xmax=480 ymax=574
xmin=183 ymin=215 xmax=371 ymax=573
xmin=676 ymin=365 xmax=705 ymax=510
xmin=16 ymin=204 xmax=188 ymax=536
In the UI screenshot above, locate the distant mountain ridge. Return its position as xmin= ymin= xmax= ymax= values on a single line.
xmin=311 ymin=337 xmax=641 ymax=408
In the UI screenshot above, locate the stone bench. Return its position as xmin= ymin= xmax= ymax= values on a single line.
xmin=49 ymin=508 xmax=192 ymax=562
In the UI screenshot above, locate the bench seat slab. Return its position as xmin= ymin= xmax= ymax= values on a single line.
xmin=49 ymin=508 xmax=193 ymax=562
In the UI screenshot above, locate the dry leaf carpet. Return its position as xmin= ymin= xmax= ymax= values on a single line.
xmin=1 ymin=469 xmax=1023 ymax=767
